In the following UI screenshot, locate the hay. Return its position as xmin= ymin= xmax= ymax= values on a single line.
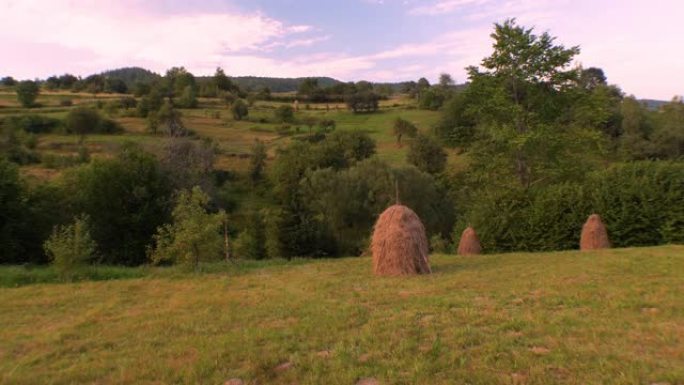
xmin=457 ymin=227 xmax=482 ymax=255
xmin=580 ymin=214 xmax=611 ymax=250
xmin=371 ymin=204 xmax=431 ymax=276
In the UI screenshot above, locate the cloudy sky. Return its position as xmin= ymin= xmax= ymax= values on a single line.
xmin=1 ymin=0 xmax=681 ymax=99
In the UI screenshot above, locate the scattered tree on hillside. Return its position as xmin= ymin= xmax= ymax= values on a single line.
xmin=393 ymin=117 xmax=418 ymax=146
xmin=16 ymin=80 xmax=39 ymax=108
xmin=407 ymin=133 xmax=447 ymax=174
xmin=274 ymin=105 xmax=295 ymax=123
xmin=231 ymin=99 xmax=249 ymax=120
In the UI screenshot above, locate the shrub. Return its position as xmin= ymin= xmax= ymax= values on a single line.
xmin=407 ymin=133 xmax=447 ymax=174
xmin=231 ymin=99 xmax=249 ymax=121
xmin=16 ymin=80 xmax=39 ymax=108
xmin=149 ymin=187 xmax=225 ymax=269
xmin=274 ymin=105 xmax=295 ymax=123
xmin=43 ymin=215 xmax=97 ymax=280
xmin=3 ymin=114 xmax=61 ymax=134
xmin=590 ymin=161 xmax=684 ymax=246
xmin=457 ymin=161 xmax=684 ymax=252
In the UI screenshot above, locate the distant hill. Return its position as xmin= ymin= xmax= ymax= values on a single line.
xmin=639 ymin=99 xmax=670 ymax=110
xmin=100 ymin=67 xmax=161 ymax=88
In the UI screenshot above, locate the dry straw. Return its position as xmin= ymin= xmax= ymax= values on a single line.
xmin=580 ymin=214 xmax=611 ymax=250
xmin=457 ymin=227 xmax=482 ymax=255
xmin=371 ymin=204 xmax=431 ymax=276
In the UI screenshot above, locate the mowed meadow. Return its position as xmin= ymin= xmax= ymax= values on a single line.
xmin=1 ymin=245 xmax=683 ymax=385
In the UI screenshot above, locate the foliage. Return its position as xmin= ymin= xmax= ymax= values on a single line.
xmin=345 ymin=91 xmax=380 ymax=113
xmin=15 ymin=80 xmax=40 ymax=108
xmin=249 ymin=139 xmax=267 ymax=183
xmin=407 ymin=133 xmax=447 ymax=174
xmin=62 ymin=144 xmax=173 ymax=265
xmin=456 ymin=161 xmax=683 ymax=252
xmin=43 ymin=215 xmax=97 ymax=279
xmin=149 ymin=187 xmax=225 ymax=269
xmin=0 ymin=159 xmax=29 ymax=263
xmin=160 ymin=138 xmax=216 ymax=193
xmin=465 ymin=18 xmax=583 ymax=188
xmin=231 ymin=99 xmax=249 ymax=121
xmin=64 ymin=107 xmax=122 ymax=138
xmin=590 ymin=161 xmax=684 ymax=246
xmin=2 ymin=114 xmax=61 ymax=134
xmin=234 ymin=209 xmax=267 ymax=259
xmin=274 ymin=104 xmax=295 ymax=123
xmin=392 ymin=117 xmax=417 ymax=146
xmin=434 ymin=91 xmax=477 ymax=148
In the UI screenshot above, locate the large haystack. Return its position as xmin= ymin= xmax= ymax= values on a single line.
xmin=457 ymin=227 xmax=482 ymax=255
xmin=580 ymin=214 xmax=611 ymax=250
xmin=371 ymin=204 xmax=431 ymax=276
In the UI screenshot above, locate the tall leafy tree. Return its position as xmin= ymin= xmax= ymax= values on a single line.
xmin=465 ymin=19 xmax=600 ymax=187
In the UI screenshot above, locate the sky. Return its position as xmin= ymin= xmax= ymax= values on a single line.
xmin=1 ymin=0 xmax=682 ymax=99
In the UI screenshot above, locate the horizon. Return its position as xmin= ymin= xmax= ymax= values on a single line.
xmin=1 ymin=0 xmax=682 ymax=100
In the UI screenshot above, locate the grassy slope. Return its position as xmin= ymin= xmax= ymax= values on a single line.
xmin=3 ymin=90 xmax=458 ymax=177
xmin=1 ymin=245 xmax=683 ymax=385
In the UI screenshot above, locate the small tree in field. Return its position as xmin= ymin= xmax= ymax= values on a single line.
xmin=393 ymin=117 xmax=418 ymax=146
xmin=149 ymin=186 xmax=225 ymax=269
xmin=44 ymin=215 xmax=97 ymax=280
xmin=407 ymin=133 xmax=447 ymax=174
xmin=16 ymin=80 xmax=40 ymax=108
xmin=231 ymin=99 xmax=249 ymax=121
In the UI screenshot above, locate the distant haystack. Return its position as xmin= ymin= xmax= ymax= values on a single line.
xmin=457 ymin=227 xmax=482 ymax=255
xmin=580 ymin=214 xmax=611 ymax=250
xmin=371 ymin=204 xmax=431 ymax=276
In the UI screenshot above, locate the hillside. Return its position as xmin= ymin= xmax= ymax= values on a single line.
xmin=1 ymin=245 xmax=682 ymax=384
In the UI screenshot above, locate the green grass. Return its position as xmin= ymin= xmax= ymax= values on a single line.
xmin=1 ymin=245 xmax=682 ymax=384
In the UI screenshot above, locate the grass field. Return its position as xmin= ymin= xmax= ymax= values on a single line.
xmin=1 ymin=245 xmax=682 ymax=384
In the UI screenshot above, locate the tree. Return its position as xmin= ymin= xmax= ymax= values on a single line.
xmin=1 ymin=76 xmax=17 ymax=86
xmin=149 ymin=186 xmax=225 ymax=269
xmin=214 ymin=67 xmax=234 ymax=92
xmin=465 ymin=18 xmax=589 ymax=187
xmin=44 ymin=215 xmax=97 ymax=280
xmin=249 ymin=139 xmax=267 ymax=183
xmin=16 ymin=80 xmax=39 ymax=108
xmin=65 ymin=107 xmax=101 ymax=141
xmin=345 ymin=91 xmax=379 ymax=113
xmin=434 ymin=92 xmax=477 ymax=148
xmin=274 ymin=104 xmax=295 ymax=123
xmin=231 ymin=99 xmax=249 ymax=120
xmin=393 ymin=117 xmax=418 ymax=146
xmin=407 ymin=133 xmax=447 ymax=174
xmin=439 ymin=73 xmax=454 ymax=88
xmin=160 ymin=138 xmax=216 ymax=193
xmin=63 ymin=144 xmax=173 ymax=265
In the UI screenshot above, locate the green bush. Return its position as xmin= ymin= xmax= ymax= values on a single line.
xmin=590 ymin=161 xmax=684 ymax=246
xmin=2 ymin=114 xmax=61 ymax=134
xmin=457 ymin=161 xmax=684 ymax=252
xmin=43 ymin=215 xmax=97 ymax=280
